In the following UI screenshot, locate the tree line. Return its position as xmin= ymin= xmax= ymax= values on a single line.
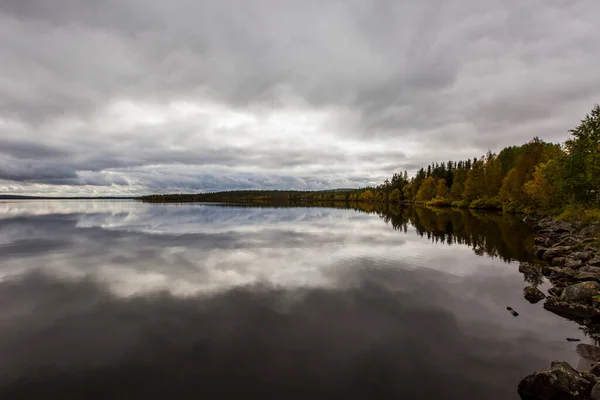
xmin=139 ymin=105 xmax=600 ymax=219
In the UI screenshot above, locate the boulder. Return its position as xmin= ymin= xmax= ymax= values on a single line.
xmin=581 ymin=224 xmax=600 ymax=237
xmin=535 ymin=236 xmax=551 ymax=246
xmin=517 ymin=361 xmax=594 ymax=400
xmin=536 ymin=246 xmax=549 ymax=260
xmin=571 ymin=251 xmax=591 ymax=261
xmin=580 ymin=266 xmax=600 ymax=274
xmin=543 ymin=267 xmax=576 ymax=280
xmin=523 ymin=286 xmax=546 ymax=304
xmin=591 ymin=382 xmax=600 ymax=400
xmin=590 ymin=258 xmax=600 ymax=267
xmin=575 ymin=272 xmax=600 ymax=283
xmin=560 ymin=281 xmax=600 ymax=305
xmin=543 ymin=246 xmax=573 ymax=261
xmin=553 ymin=257 xmax=567 ymax=267
xmin=565 ymin=259 xmax=583 ymax=269
xmin=585 ymin=245 xmax=599 ymax=253
xmin=549 ymin=286 xmax=565 ymax=298
xmin=555 ymin=236 xmax=581 ymax=247
xmin=544 ymin=296 xmax=600 ymax=320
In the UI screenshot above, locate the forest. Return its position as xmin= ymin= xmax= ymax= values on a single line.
xmin=139 ymin=105 xmax=600 ymax=220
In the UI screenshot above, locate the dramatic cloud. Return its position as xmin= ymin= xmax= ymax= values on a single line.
xmin=1 ymin=0 xmax=599 ymax=195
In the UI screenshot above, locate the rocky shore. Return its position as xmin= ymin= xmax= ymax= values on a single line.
xmin=517 ymin=218 xmax=600 ymax=399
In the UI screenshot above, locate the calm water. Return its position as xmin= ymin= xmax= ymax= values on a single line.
xmin=0 ymin=200 xmax=588 ymax=399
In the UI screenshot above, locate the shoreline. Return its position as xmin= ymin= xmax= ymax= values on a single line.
xmin=517 ymin=217 xmax=600 ymax=399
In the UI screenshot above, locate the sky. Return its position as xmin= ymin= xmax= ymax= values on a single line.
xmin=1 ymin=0 xmax=599 ymax=196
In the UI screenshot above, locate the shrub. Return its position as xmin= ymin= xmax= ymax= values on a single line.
xmin=426 ymin=198 xmax=452 ymax=207
xmin=469 ymin=196 xmax=502 ymax=210
xmin=558 ymin=205 xmax=600 ymax=223
xmin=452 ymin=200 xmax=470 ymax=208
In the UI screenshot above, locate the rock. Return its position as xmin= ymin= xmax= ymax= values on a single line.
xmin=590 ymin=258 xmax=600 ymax=267
xmin=575 ymin=272 xmax=600 ymax=283
xmin=580 ymin=266 xmax=600 ymax=274
xmin=555 ymin=236 xmax=581 ymax=247
xmin=544 ymin=296 xmax=600 ymax=320
xmin=590 ymin=382 xmax=600 ymax=400
xmin=587 ymin=363 xmax=600 ymax=378
xmin=535 ymin=236 xmax=551 ymax=246
xmin=543 ymin=246 xmax=573 ymax=261
xmin=535 ymin=218 xmax=554 ymax=230
xmin=572 ymin=251 xmax=591 ymax=261
xmin=553 ymin=257 xmax=567 ymax=266
xmin=565 ymin=259 xmax=583 ymax=269
xmin=585 ymin=245 xmax=599 ymax=253
xmin=549 ymin=286 xmax=565 ymax=297
xmin=544 ymin=266 xmax=577 ymax=280
xmin=560 ymin=281 xmax=600 ymax=305
xmin=581 ymin=224 xmax=600 ymax=237
xmin=536 ymin=246 xmax=549 ymax=259
xmin=524 ymin=286 xmax=546 ymax=303
xmin=517 ymin=361 xmax=594 ymax=400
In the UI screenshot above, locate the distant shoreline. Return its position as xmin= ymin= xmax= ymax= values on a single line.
xmin=0 ymin=195 xmax=136 ymax=200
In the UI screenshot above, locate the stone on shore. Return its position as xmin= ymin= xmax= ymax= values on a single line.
xmin=553 ymin=257 xmax=567 ymax=266
xmin=523 ymin=286 xmax=546 ymax=303
xmin=517 ymin=361 xmax=594 ymax=400
xmin=590 ymin=258 xmax=600 ymax=267
xmin=565 ymin=259 xmax=583 ymax=269
xmin=581 ymin=224 xmax=600 ymax=237
xmin=560 ymin=281 xmax=600 ymax=305
xmin=542 ymin=246 xmax=573 ymax=262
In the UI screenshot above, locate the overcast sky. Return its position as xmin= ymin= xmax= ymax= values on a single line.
xmin=1 ymin=0 xmax=599 ymax=196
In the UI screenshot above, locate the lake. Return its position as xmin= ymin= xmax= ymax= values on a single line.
xmin=0 ymin=200 xmax=588 ymax=399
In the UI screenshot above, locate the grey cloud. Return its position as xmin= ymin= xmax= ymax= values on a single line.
xmin=0 ymin=0 xmax=599 ymax=194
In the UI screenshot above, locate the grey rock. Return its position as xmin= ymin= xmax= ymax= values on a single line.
xmin=543 ymin=246 xmax=573 ymax=261
xmin=590 ymin=258 xmax=600 ymax=267
xmin=560 ymin=281 xmax=600 ymax=305
xmin=553 ymin=257 xmax=567 ymax=267
xmin=544 ymin=296 xmax=600 ymax=320
xmin=565 ymin=259 xmax=583 ymax=269
xmin=549 ymin=286 xmax=565 ymax=297
xmin=524 ymin=286 xmax=546 ymax=303
xmin=581 ymin=223 xmax=600 ymax=237
xmin=575 ymin=272 xmax=600 ymax=283
xmin=555 ymin=236 xmax=581 ymax=247
xmin=517 ymin=361 xmax=594 ymax=400
xmin=571 ymin=251 xmax=591 ymax=261
xmin=585 ymin=245 xmax=599 ymax=253
xmin=579 ymin=266 xmax=600 ymax=274
xmin=535 ymin=236 xmax=551 ymax=246
xmin=591 ymin=382 xmax=600 ymax=400
xmin=544 ymin=267 xmax=576 ymax=279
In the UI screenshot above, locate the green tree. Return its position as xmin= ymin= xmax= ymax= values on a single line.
xmin=435 ymin=178 xmax=449 ymax=198
xmin=416 ymin=177 xmax=436 ymax=202
xmin=561 ymin=104 xmax=600 ymax=204
xmin=359 ymin=189 xmax=375 ymax=202
xmin=389 ymin=188 xmax=401 ymax=203
xmin=463 ymin=159 xmax=485 ymax=202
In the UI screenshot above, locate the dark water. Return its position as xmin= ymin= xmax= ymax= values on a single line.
xmin=0 ymin=200 xmax=587 ymax=399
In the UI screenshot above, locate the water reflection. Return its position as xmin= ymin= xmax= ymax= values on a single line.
xmin=0 ymin=201 xmax=584 ymax=399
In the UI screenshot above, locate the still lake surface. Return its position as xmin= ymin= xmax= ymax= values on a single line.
xmin=0 ymin=200 xmax=589 ymax=399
